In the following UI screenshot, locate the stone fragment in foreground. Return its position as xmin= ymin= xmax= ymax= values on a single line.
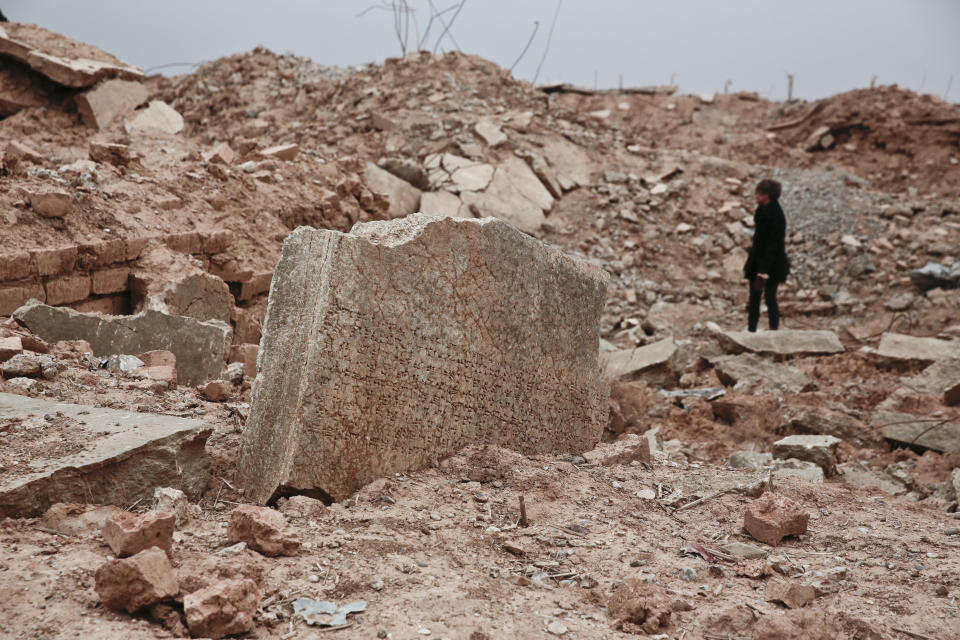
xmin=0 ymin=392 xmax=210 ymax=518
xmin=743 ymin=492 xmax=809 ymax=546
xmin=772 ymin=435 xmax=842 ymax=475
xmin=95 ymin=548 xmax=178 ymax=613
xmin=717 ymin=329 xmax=844 ymax=357
xmin=103 ymin=510 xmax=175 ymax=557
xmin=14 ymin=300 xmax=231 ymax=385
xmin=226 ymin=505 xmax=300 ymax=557
xmin=238 ymin=215 xmax=608 ymax=503
xmin=184 ymin=578 xmax=260 ymax=639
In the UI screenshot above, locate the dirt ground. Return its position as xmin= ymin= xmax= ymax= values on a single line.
xmin=1 ymin=20 xmax=960 ymax=640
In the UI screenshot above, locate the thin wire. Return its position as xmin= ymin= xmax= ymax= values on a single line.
xmin=532 ymin=0 xmax=562 ymax=85
xmin=510 ymin=21 xmax=540 ymax=73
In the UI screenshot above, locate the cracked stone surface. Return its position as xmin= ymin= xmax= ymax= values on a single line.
xmin=0 ymin=392 xmax=210 ymax=518
xmin=14 ymin=300 xmax=231 ymax=385
xmin=238 ymin=214 xmax=608 ymax=503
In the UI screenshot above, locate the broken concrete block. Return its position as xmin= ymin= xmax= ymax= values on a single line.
xmin=765 ymin=579 xmax=816 ymax=609
xmin=184 ymin=578 xmax=260 ymax=640
xmin=709 ymin=353 xmax=813 ymax=393
xmin=0 ymin=336 xmax=23 ymax=363
xmin=28 ymin=188 xmax=72 ymax=217
xmin=14 ymin=300 xmax=231 ymax=386
xmin=202 ymin=142 xmax=235 ymax=165
xmin=0 ymin=22 xmax=145 ymax=88
xmin=743 ymin=492 xmax=809 ymax=546
xmin=459 ymin=156 xmax=554 ymax=234
xmin=772 ymin=435 xmax=842 ymax=475
xmin=877 ymin=332 xmax=960 ymax=366
xmin=76 ymin=78 xmax=148 ymax=130
xmin=449 ymin=161 xmax=496 ymax=192
xmin=124 ymin=100 xmax=184 ymax=135
xmin=535 ymin=133 xmax=592 ymax=192
xmin=475 ymin=118 xmax=507 ymax=146
xmin=1 ymin=352 xmax=42 ymax=378
xmin=40 ymin=503 xmax=125 ymax=536
xmin=238 ymin=215 xmax=608 ymax=504
xmin=603 ymin=338 xmax=679 ymax=386
xmin=226 ymin=505 xmax=300 ymax=557
xmin=103 ymin=510 xmax=175 ymax=557
xmin=0 ymin=392 xmax=210 ymax=517
xmin=364 ymin=161 xmax=422 ymax=219
xmin=131 ymin=244 xmax=234 ymax=323
xmin=583 ymin=434 xmax=651 ymax=466
xmin=772 ymin=458 xmax=824 ymax=484
xmin=95 ymin=547 xmax=178 ymax=613
xmin=779 ymin=405 xmax=881 ymax=448
xmin=717 ymin=330 xmax=844 ymax=357
xmin=153 ymin=487 xmax=192 ymax=526
xmin=728 ymin=451 xmax=772 ymax=469
xmin=259 ymin=143 xmax=299 ymax=160
xmin=837 ymin=462 xmax=908 ymax=496
xmin=679 ymin=468 xmax=772 ymax=502
xmin=420 ymin=190 xmax=471 ymax=218
xmin=872 ymin=410 xmax=960 ymax=453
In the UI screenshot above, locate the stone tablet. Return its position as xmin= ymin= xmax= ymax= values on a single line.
xmin=238 ymin=214 xmax=608 ymax=504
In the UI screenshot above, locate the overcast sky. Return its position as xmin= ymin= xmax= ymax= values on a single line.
xmin=4 ymin=0 xmax=959 ymax=101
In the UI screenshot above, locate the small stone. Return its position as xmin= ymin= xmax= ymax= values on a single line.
xmin=102 ymin=510 xmax=175 ymax=557
xmin=765 ymin=579 xmax=816 ymax=609
xmin=226 ymin=504 xmax=300 ymax=556
xmin=743 ymin=492 xmax=809 ymax=546
xmin=216 ymin=542 xmax=247 ymax=556
xmin=29 ymin=189 xmax=73 ymax=218
xmin=184 ymin=578 xmax=260 ymax=639
xmin=680 ymin=567 xmax=696 ymax=582
xmin=945 ymin=527 xmax=959 ymax=536
xmin=153 ymin=487 xmax=192 ymax=526
xmin=547 ymin=621 xmax=568 ymax=636
xmin=370 ymin=579 xmax=385 ymax=591
xmin=200 ymin=379 xmax=232 ymax=402
xmin=95 ymin=547 xmax=179 ymax=613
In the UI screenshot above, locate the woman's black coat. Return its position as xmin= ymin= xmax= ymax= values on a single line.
xmin=743 ymin=201 xmax=790 ymax=283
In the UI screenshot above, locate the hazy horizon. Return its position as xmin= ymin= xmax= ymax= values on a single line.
xmin=4 ymin=0 xmax=959 ymax=102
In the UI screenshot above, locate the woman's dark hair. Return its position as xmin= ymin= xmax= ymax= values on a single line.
xmin=755 ymin=179 xmax=781 ymax=202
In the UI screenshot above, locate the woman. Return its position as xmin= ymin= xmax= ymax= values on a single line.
xmin=743 ymin=179 xmax=790 ymax=332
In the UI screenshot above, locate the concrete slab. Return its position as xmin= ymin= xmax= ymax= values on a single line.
xmin=0 ymin=393 xmax=210 ymax=518
xmin=877 ymin=333 xmax=960 ymax=366
xmin=602 ymin=338 xmax=679 ymax=385
xmin=717 ymin=330 xmax=844 ymax=357
xmin=872 ymin=410 xmax=960 ymax=453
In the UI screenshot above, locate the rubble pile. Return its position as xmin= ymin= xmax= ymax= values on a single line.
xmin=0 ymin=20 xmax=958 ymax=640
